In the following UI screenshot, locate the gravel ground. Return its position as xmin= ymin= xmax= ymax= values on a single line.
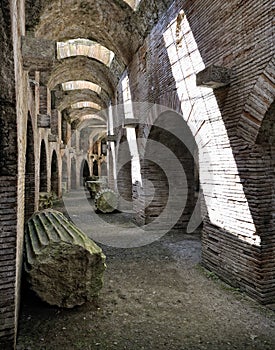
xmin=16 ymin=190 xmax=275 ymax=350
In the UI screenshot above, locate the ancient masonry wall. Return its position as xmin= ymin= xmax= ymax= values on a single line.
xmin=116 ymin=0 xmax=274 ymax=303
xmin=0 ymin=0 xmax=26 ymax=347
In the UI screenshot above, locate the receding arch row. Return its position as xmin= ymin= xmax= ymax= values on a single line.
xmin=55 ymin=88 xmax=109 ymax=112
xmin=45 ymin=56 xmax=116 ymax=118
xmin=57 ymin=38 xmax=115 ymax=67
xmin=29 ymin=0 xmax=138 ymax=65
xmin=52 ymin=78 xmax=111 ymax=124
xmin=47 ymin=56 xmax=116 ymax=95
xmin=68 ymin=108 xmax=108 ymax=123
xmin=72 ymin=114 xmax=107 ymax=131
xmin=38 ymin=139 xmax=63 ymax=199
xmin=26 ymin=0 xmax=172 ymax=67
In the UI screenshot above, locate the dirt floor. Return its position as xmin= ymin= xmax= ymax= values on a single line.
xmin=16 ymin=191 xmax=275 ymax=350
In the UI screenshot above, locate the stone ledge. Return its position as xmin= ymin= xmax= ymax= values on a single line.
xmin=22 ymin=36 xmax=56 ymax=71
xmin=196 ymin=65 xmax=231 ymax=88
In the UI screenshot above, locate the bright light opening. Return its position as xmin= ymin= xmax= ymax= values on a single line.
xmin=107 ymin=107 xmax=117 ymax=187
xmin=62 ymin=80 xmax=101 ymax=94
xmin=71 ymin=101 xmax=101 ymax=110
xmin=122 ymin=74 xmax=134 ymax=119
xmin=121 ymin=74 xmax=142 ymax=184
xmin=57 ymin=39 xmax=115 ymax=67
xmin=163 ymin=11 xmax=258 ymax=245
xmin=123 ymin=0 xmax=141 ymax=10
xmin=126 ymin=128 xmax=142 ymax=184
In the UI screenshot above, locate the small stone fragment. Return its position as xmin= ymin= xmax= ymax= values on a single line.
xmin=95 ymin=189 xmax=119 ymax=213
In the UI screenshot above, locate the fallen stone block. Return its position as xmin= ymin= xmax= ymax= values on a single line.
xmin=24 ymin=209 xmax=106 ymax=308
xmin=95 ymin=189 xmax=119 ymax=213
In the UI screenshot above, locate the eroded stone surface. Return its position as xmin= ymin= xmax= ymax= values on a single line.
xmin=24 ymin=209 xmax=106 ymax=308
xmin=95 ymin=189 xmax=119 ymax=213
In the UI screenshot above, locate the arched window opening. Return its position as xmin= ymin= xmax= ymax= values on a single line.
xmin=142 ymin=111 xmax=199 ymax=231
xmin=80 ymin=159 xmax=90 ymax=186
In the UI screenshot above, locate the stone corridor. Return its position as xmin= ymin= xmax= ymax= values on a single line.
xmin=0 ymin=0 xmax=274 ymax=348
xmin=16 ymin=190 xmax=275 ymax=350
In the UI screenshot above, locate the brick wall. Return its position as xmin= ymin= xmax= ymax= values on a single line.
xmin=24 ymin=115 xmax=35 ymax=221
xmin=115 ymin=0 xmax=275 ymax=303
xmin=141 ymin=114 xmax=196 ymax=228
xmin=0 ymin=0 xmax=29 ymax=347
xmin=0 ymin=177 xmax=17 ymax=347
xmin=0 ymin=2 xmax=18 ymax=348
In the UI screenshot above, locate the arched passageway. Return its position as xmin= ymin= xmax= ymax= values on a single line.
xmin=142 ymin=111 xmax=199 ymax=230
xmin=24 ymin=114 xmax=35 ymax=221
xmin=39 ymin=140 xmax=48 ymax=192
xmin=51 ymin=150 xmax=59 ymax=196
xmin=254 ymin=99 xmax=275 ymax=299
xmin=1 ymin=1 xmax=275 ymax=348
xmin=80 ymin=159 xmax=90 ymax=186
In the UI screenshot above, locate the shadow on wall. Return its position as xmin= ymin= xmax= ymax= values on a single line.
xmin=140 ymin=111 xmax=199 ymax=231
xmin=25 ymin=114 xmax=35 ymax=220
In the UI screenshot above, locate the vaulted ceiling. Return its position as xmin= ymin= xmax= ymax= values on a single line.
xmin=25 ymin=0 xmax=173 ymax=139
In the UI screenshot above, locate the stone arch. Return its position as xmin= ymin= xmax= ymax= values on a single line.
xmin=71 ymin=157 xmax=77 ymax=190
xmin=24 ymin=113 xmax=36 ymax=221
xmin=238 ymin=56 xmax=275 ymax=144
xmin=39 ymin=140 xmax=48 ymax=192
xmin=116 ymin=134 xmax=133 ymax=210
xmin=57 ymin=89 xmax=108 ymax=112
xmin=69 ymin=108 xmax=107 ymax=123
xmin=28 ymin=0 xmax=137 ymax=64
xmin=47 ymin=56 xmax=114 ymax=96
xmin=51 ymin=150 xmax=59 ymax=197
xmin=80 ymin=159 xmax=90 ymax=186
xmin=142 ymin=110 xmax=198 ymax=229
xmin=57 ymin=38 xmax=115 ymax=67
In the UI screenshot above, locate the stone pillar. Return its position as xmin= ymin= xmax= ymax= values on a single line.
xmin=51 ymin=109 xmax=59 ymax=139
